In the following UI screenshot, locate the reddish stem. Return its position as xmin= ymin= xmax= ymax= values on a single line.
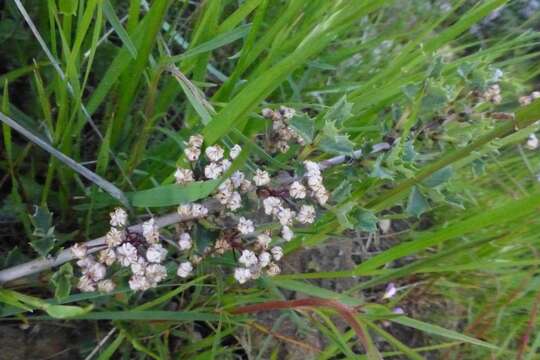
xmin=231 ymin=298 xmax=369 ymax=352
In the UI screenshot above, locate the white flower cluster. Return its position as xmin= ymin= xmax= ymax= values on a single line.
xmin=482 ymin=84 xmax=502 ymax=104
xmin=262 ymin=106 xmax=305 ymax=153
xmin=73 ymin=129 xmax=331 ymax=292
xmin=233 ymin=234 xmax=283 ymax=284
xmin=72 ymin=209 xmax=171 ymax=293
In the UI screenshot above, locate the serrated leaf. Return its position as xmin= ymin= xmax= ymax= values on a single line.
xmin=50 ymin=263 xmax=73 ymax=300
xmin=336 ymin=203 xmax=355 ymax=229
xmin=401 ymin=84 xmax=420 ymax=101
xmin=420 ymin=83 xmax=448 ymax=114
xmin=423 ymin=166 xmax=453 ymax=187
xmin=332 ymin=180 xmax=352 ymax=203
xmin=29 ymin=206 xmax=56 ymax=257
xmin=370 ymin=156 xmax=394 ymax=180
xmin=406 ymin=186 xmax=429 ymax=217
xmin=355 ymin=208 xmax=378 ymax=233
xmin=319 ymin=122 xmax=354 ymax=155
xmin=324 ymin=96 xmax=352 ymax=126
xmin=289 ymin=113 xmax=314 ymax=144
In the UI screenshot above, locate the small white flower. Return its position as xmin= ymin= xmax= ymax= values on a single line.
xmin=110 ymin=208 xmax=128 ymax=227
xmin=277 ymin=207 xmax=296 ymax=226
xmin=78 ymin=275 xmax=96 ymax=292
xmin=130 ymin=257 xmax=148 ymax=276
xmin=526 ymin=134 xmax=539 ymax=150
xmin=304 ymin=160 xmax=320 ymax=175
xmin=237 ymin=217 xmax=255 ymax=234
xmin=239 ymin=250 xmax=258 ymax=267
xmin=263 ymin=196 xmax=281 ymax=216
xmin=266 ymin=262 xmax=281 ymax=276
xmin=87 ymin=262 xmax=107 ymax=281
xmin=230 ymin=144 xmax=242 ymax=159
xmin=383 ymin=283 xmax=398 ymax=299
xmin=220 ymin=159 xmax=232 ymax=172
xmin=146 ymin=264 xmax=167 ymax=285
xmin=129 ymin=275 xmax=151 ymax=291
xmin=277 ymin=141 xmax=290 ymax=153
xmin=234 ymin=267 xmax=252 ymax=284
xmin=116 ymin=243 xmax=138 ymax=267
xmin=253 ymin=169 xmax=271 ymax=186
xmin=98 ymin=248 xmax=116 ymax=266
xmin=105 ymin=228 xmax=125 ymax=248
xmin=77 ymin=256 xmax=96 ymax=269
xmin=258 ymin=252 xmax=271 ymax=268
xmin=261 ymin=108 xmax=275 ymax=118
xmin=177 ymin=261 xmax=193 ymax=278
xmin=142 ymin=218 xmax=160 ymax=244
xmin=314 ymin=189 xmax=329 ymax=205
xmin=204 ymin=162 xmax=223 ymax=179
xmin=205 ymin=145 xmax=224 ymax=162
xmin=271 ymin=246 xmax=283 ymax=261
xmin=532 ymin=91 xmax=540 ymax=99
xmin=71 ymin=243 xmax=87 ymax=259
xmin=297 ymin=205 xmax=315 ymax=224
xmin=307 ymin=173 xmax=323 ymax=187
xmin=279 ymin=106 xmax=296 ymax=120
xmin=146 ymin=244 xmax=168 ymax=263
xmin=184 ymin=146 xmax=201 ymax=162
xmin=178 ymin=232 xmax=193 ymax=250
xmin=256 ymin=234 xmax=272 ymax=249
xmin=227 ymin=191 xmax=242 ymax=211
xmin=281 ymin=226 xmax=294 ymax=241
xmin=191 ymin=203 xmax=208 ymax=217
xmin=188 ymin=134 xmax=204 ymax=148
xmin=214 ymin=238 xmax=231 ymax=254
xmin=230 ymin=171 xmax=245 ymax=188
xmin=290 ymin=181 xmax=306 ymax=199
xmin=174 ymin=168 xmax=194 ymax=184
xmin=97 ymin=279 xmax=116 ymax=293
xmin=178 ymin=204 xmax=192 ymax=218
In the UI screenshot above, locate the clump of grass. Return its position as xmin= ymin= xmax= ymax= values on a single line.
xmin=2 ymin=0 xmax=540 ymax=358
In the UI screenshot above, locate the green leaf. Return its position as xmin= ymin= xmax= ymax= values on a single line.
xmin=44 ymin=304 xmax=93 ymax=319
xmin=289 ymin=113 xmax=314 ymax=144
xmin=103 ymin=0 xmax=138 ymax=59
xmin=370 ymin=156 xmax=394 ymax=180
xmin=58 ymin=0 xmax=78 ymax=15
xmin=28 ymin=206 xmax=57 ymax=257
xmin=406 ymin=186 xmax=429 ymax=218
xmin=319 ymin=122 xmax=354 ymax=155
xmin=50 ymin=263 xmax=73 ymax=301
xmin=420 ymin=82 xmax=448 ymax=115
xmin=324 ymin=96 xmax=352 ymax=126
xmin=129 ymin=180 xmax=221 ymax=207
xmin=331 ymin=180 xmax=352 ymax=203
xmin=423 ymin=166 xmax=453 ymax=187
xmin=355 ymin=208 xmax=379 ymax=233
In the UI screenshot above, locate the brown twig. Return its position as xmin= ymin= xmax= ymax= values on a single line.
xmin=230 ymin=297 xmax=369 ymax=352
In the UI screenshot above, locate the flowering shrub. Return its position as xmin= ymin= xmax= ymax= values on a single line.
xmin=71 ymin=108 xmax=331 ymax=292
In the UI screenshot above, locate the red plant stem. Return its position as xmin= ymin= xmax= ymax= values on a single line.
xmin=516 ymin=289 xmax=540 ymax=360
xmin=231 ymin=298 xmax=369 ymax=352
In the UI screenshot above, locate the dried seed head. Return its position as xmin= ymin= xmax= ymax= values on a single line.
xmin=174 ymin=168 xmax=194 ymax=185
xmin=234 ymin=267 xmax=251 ymax=284
xmin=71 ymin=243 xmax=87 ymax=259
xmin=110 ymin=208 xmax=128 ymax=227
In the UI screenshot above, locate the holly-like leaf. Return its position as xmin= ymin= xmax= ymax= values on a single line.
xmin=423 ymin=166 xmax=453 ymax=187
xmin=319 ymin=121 xmax=354 ymax=155
xmin=406 ymin=186 xmax=430 ymax=217
xmin=332 ymin=180 xmax=352 ymax=203
xmin=50 ymin=263 xmax=74 ymax=300
xmin=370 ymin=156 xmax=394 ymax=180
xmin=290 ymin=113 xmax=315 ymax=144
xmin=29 ymin=206 xmax=57 ymax=258
xmin=324 ymin=96 xmax=352 ymax=126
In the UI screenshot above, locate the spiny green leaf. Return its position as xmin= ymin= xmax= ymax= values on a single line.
xmin=406 ymin=186 xmax=430 ymax=218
